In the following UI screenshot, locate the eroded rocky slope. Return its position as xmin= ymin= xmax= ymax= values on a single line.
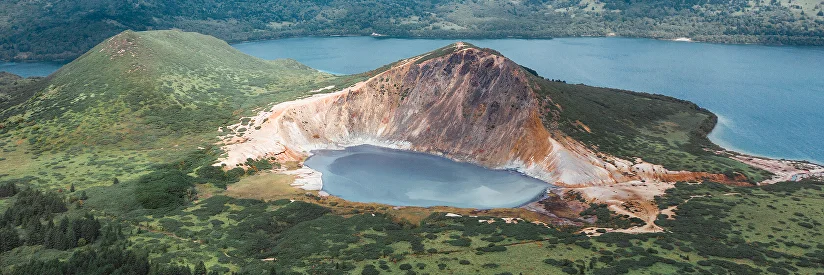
xmin=220 ymin=43 xmax=722 ymax=187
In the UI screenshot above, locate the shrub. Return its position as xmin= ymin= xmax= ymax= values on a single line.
xmin=562 ymin=266 xmax=578 ymax=274
xmin=135 ymin=169 xmax=195 ymax=209
xmin=445 ymin=238 xmax=471 ymax=247
xmin=196 ymin=165 xmax=239 ymax=187
xmin=477 ymin=245 xmax=507 ymax=252
xmin=361 ymin=265 xmax=380 ymax=275
xmin=0 ymin=182 xmax=18 ymax=197
xmin=482 ymin=235 xmax=505 ymax=242
xmin=399 ymin=264 xmax=412 ymax=270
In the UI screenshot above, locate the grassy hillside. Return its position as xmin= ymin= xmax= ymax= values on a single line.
xmin=528 ymin=73 xmax=770 ymax=182
xmin=0 ymin=73 xmax=41 ymax=119
xmin=0 ymin=30 xmax=359 ymax=193
xmin=4 ymin=30 xmax=343 ymax=152
xmin=0 ymin=32 xmax=808 ymax=274
xmin=2 ymin=0 xmax=824 ymax=62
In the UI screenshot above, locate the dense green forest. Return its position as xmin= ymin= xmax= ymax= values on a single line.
xmin=2 ymin=0 xmax=824 ymax=61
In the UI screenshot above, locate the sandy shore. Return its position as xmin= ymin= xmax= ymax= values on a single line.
xmin=717 ymin=150 xmax=824 ymax=184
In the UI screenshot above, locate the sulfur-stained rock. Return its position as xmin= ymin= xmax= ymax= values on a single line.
xmin=220 ymin=43 xmax=719 ymax=187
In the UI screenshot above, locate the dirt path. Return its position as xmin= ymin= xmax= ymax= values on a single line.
xmin=571 ymin=181 xmax=674 ymax=234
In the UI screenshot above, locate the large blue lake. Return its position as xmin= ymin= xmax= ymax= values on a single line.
xmin=303 ymin=145 xmax=550 ymax=208
xmin=3 ymin=37 xmax=822 ymax=163
xmin=0 ymin=61 xmax=64 ymax=78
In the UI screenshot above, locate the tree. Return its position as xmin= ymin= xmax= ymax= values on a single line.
xmin=69 ymin=183 xmax=75 ymax=193
xmin=0 ymin=225 xmax=21 ymax=252
xmin=194 ymin=261 xmax=207 ymax=275
xmin=113 ymin=177 xmax=119 ymax=185
xmin=818 ymin=10 xmax=823 ymax=16
xmin=79 ymin=191 xmax=88 ymax=201
xmin=77 ymin=238 xmax=88 ymax=247
xmin=0 ymin=182 xmax=17 ymax=197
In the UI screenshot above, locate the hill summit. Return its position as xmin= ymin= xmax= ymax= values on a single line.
xmin=220 ymin=42 xmax=765 ymax=186
xmin=1 ymin=31 xmax=765 ymax=184
xmin=2 ymin=30 xmax=335 ymax=151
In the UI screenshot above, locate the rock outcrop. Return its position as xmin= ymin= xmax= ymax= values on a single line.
xmin=220 ymin=43 xmax=715 ymax=187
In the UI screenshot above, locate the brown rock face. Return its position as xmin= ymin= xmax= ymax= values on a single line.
xmin=221 ymin=43 xmax=707 ymax=187
xmin=335 ymin=45 xmax=550 ymax=167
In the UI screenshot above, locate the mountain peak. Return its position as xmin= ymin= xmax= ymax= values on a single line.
xmin=411 ymin=42 xmax=507 ymax=64
xmin=5 ymin=30 xmax=334 ymax=151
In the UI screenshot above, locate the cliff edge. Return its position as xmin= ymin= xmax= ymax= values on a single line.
xmin=220 ymin=43 xmax=736 ymax=187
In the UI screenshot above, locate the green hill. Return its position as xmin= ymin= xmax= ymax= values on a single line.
xmin=0 ymin=73 xmax=40 ymax=116
xmin=2 ymin=30 xmax=340 ymax=152
xmin=0 ymin=30 xmax=354 ymax=191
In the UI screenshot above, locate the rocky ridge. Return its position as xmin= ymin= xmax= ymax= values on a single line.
xmin=219 ymin=43 xmax=725 ymax=188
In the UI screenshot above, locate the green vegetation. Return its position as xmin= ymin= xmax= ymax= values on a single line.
xmin=3 ymin=0 xmax=824 ymax=62
xmin=1 ymin=30 xmax=820 ymax=274
xmin=134 ymin=170 xmax=197 ymax=209
xmin=2 ymin=126 xmax=823 ymax=273
xmin=0 ymin=30 xmax=363 ymax=197
xmin=529 ymin=73 xmax=771 ymax=182
xmin=580 ymin=204 xmax=645 ymax=229
xmin=0 ymin=184 xmax=209 ymax=274
xmin=2 ymin=30 xmax=344 ymax=153
xmin=0 ymin=73 xmax=42 ymax=120
xmin=6 ymin=136 xmax=811 ymax=274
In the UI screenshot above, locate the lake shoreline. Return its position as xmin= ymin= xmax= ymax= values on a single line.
xmin=302 ymin=145 xmax=552 ymax=209
xmin=7 ymin=32 xmax=824 ymax=63
xmin=9 ymin=36 xmax=823 ymax=178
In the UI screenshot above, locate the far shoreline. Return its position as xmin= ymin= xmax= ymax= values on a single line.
xmin=7 ymin=32 xmax=824 ymax=64
xmin=5 ymin=34 xmax=822 ymax=171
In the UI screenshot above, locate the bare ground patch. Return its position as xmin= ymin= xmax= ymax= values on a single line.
xmin=224 ymin=172 xmax=302 ymax=201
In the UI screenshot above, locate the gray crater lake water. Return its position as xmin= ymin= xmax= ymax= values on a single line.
xmin=303 ymin=145 xmax=550 ymax=209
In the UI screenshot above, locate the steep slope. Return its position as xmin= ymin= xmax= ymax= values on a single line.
xmin=0 ymin=30 xmax=338 ymax=152
xmin=220 ymin=43 xmax=762 ymax=187
xmin=531 ymin=75 xmax=768 ymax=182
xmin=0 ymin=72 xmax=41 ymax=120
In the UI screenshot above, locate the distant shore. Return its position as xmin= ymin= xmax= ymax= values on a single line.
xmin=7 ymin=31 xmax=824 ymax=63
